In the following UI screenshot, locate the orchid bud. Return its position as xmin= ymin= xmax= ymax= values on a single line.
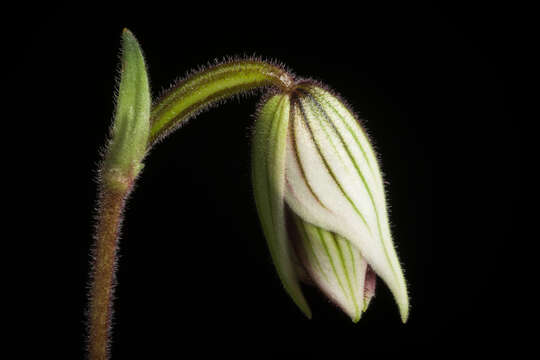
xmin=252 ymin=81 xmax=409 ymax=322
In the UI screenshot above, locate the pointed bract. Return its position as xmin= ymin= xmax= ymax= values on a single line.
xmin=103 ymin=29 xmax=151 ymax=183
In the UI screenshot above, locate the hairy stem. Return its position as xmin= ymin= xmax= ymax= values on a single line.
xmin=88 ymin=179 xmax=132 ymax=360
xmin=88 ymin=56 xmax=295 ymax=360
xmin=149 ymin=59 xmax=294 ymax=145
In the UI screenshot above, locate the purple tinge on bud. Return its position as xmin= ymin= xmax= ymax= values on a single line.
xmin=363 ymin=265 xmax=377 ymax=310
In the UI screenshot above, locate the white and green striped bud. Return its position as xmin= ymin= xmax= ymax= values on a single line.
xmin=252 ymin=82 xmax=409 ymax=323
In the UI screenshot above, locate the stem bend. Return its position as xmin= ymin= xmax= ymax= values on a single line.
xmin=149 ymin=59 xmax=294 ymax=145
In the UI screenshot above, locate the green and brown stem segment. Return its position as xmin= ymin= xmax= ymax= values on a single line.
xmin=89 ymin=32 xmax=297 ymax=360
xmin=88 ymin=29 xmax=149 ymax=360
xmin=148 ymin=59 xmax=294 ymax=145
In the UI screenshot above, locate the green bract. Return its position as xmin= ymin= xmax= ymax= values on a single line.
xmin=103 ymin=29 xmax=151 ymax=185
xmin=252 ymin=83 xmax=409 ymax=322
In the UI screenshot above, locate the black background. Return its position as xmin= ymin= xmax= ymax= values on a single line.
xmin=12 ymin=1 xmax=516 ymax=358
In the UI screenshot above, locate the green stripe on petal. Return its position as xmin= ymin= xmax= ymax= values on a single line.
xmin=252 ymin=94 xmax=311 ymax=318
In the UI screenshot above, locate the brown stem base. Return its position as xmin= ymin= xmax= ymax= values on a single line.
xmin=87 ymin=185 xmax=130 ymax=360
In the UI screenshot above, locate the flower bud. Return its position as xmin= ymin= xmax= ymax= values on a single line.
xmin=252 ymin=82 xmax=408 ymax=322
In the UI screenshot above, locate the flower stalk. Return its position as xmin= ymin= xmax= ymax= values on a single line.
xmin=149 ymin=59 xmax=294 ymax=145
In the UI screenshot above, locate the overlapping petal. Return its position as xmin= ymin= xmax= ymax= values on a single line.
xmin=293 ymin=214 xmax=374 ymax=322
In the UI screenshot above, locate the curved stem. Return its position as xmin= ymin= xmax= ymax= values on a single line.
xmin=88 ymin=57 xmax=295 ymax=360
xmin=148 ymin=59 xmax=294 ymax=145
